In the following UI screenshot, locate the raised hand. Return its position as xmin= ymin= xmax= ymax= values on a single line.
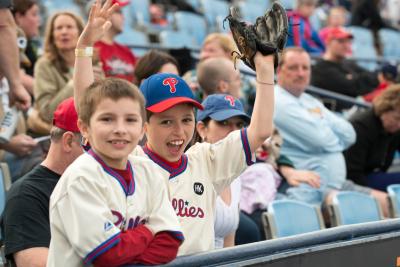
xmin=77 ymin=0 xmax=119 ymax=48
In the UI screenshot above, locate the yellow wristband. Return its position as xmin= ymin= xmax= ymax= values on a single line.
xmin=75 ymin=47 xmax=93 ymax=57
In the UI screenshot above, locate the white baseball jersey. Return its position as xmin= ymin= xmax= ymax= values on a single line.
xmin=47 ymin=150 xmax=183 ymax=267
xmin=133 ymin=128 xmax=253 ymax=255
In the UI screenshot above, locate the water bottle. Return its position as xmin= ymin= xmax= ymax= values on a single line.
xmin=0 ymin=106 xmax=19 ymax=143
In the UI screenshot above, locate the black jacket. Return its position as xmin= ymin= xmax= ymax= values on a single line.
xmin=344 ymin=108 xmax=400 ymax=185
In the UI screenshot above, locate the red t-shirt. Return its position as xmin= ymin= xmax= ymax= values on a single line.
xmin=94 ymin=41 xmax=137 ymax=83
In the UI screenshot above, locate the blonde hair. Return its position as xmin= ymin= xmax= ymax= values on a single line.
xmin=202 ymin=33 xmax=237 ymax=62
xmin=373 ymin=84 xmax=400 ymax=116
xmin=43 ymin=11 xmax=84 ymax=73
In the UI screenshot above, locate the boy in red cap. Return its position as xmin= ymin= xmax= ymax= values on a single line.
xmin=74 ymin=0 xmax=274 ymax=256
xmin=2 ymin=97 xmax=83 ymax=266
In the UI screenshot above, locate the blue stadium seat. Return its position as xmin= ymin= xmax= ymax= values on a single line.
xmin=174 ymin=11 xmax=207 ymax=46
xmin=331 ymin=191 xmax=382 ymax=226
xmin=42 ymin=0 xmax=83 ymax=17
xmin=246 ymin=0 xmax=270 ymax=10
xmin=200 ymin=0 xmax=230 ymax=32
xmin=262 ymin=200 xmax=325 ymax=239
xmin=273 ymin=0 xmax=295 ymax=10
xmin=115 ymin=28 xmax=150 ymax=57
xmin=237 ymin=2 xmax=265 ymax=22
xmin=130 ymin=0 xmax=151 ymax=27
xmin=346 ymin=26 xmax=378 ymax=71
xmin=378 ymin=28 xmax=400 ymax=60
xmin=159 ymin=30 xmax=198 ymax=49
xmin=388 ymin=184 xmax=400 ymax=218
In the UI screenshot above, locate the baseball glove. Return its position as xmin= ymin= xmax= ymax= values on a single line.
xmin=224 ymin=2 xmax=288 ymax=70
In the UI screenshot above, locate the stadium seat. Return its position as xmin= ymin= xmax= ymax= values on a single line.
xmin=330 ymin=191 xmax=383 ymax=226
xmin=378 ymin=28 xmax=400 ymax=60
xmin=130 ymin=0 xmax=151 ymax=27
xmin=0 ymin=162 xmax=11 ymax=217
xmin=42 ymin=0 xmax=83 ymax=17
xmin=388 ymin=184 xmax=400 ymax=218
xmin=346 ymin=26 xmax=378 ymax=71
xmin=262 ymin=200 xmax=325 ymax=239
xmin=236 ymin=1 xmax=265 ymax=22
xmin=174 ymin=11 xmax=207 ymax=46
xmin=200 ymin=0 xmax=230 ymax=32
xmin=272 ymin=0 xmax=295 ymax=10
xmin=159 ymin=30 xmax=198 ymax=49
xmin=115 ymin=28 xmax=150 ymax=57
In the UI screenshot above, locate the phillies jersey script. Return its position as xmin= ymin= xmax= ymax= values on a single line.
xmin=133 ymin=129 xmax=253 ymax=255
xmin=47 ymin=152 xmax=183 ymax=267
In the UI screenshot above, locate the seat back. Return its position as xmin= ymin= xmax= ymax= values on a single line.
xmin=388 ymin=184 xmax=400 ymax=218
xmin=331 ymin=191 xmax=382 ymax=226
xmin=174 ymin=11 xmax=207 ymax=46
xmin=159 ymin=30 xmax=197 ymax=49
xmin=200 ymin=0 xmax=230 ymax=32
xmin=262 ymin=200 xmax=324 ymax=239
xmin=378 ymin=28 xmax=400 ymax=60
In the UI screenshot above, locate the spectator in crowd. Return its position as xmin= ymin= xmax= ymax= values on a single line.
xmin=149 ymin=3 xmax=169 ymax=27
xmin=183 ymin=33 xmax=236 ymax=96
xmin=380 ymin=0 xmax=400 ymax=30
xmin=239 ymin=128 xmax=320 ymax=238
xmin=344 ymin=85 xmax=400 ymax=192
xmin=0 ymin=38 xmax=43 ymax=181
xmin=319 ymin=6 xmax=348 ymax=44
xmin=286 ymin=0 xmax=325 ymax=55
xmin=311 ymin=27 xmax=378 ymax=111
xmin=196 ymin=94 xmax=255 ymax=248
xmin=274 ymin=47 xmax=388 ymax=215
xmin=2 ymin=98 xmax=83 ymax=267
xmin=94 ymin=0 xmax=138 ymax=83
xmin=31 ymin=11 xmax=102 ymax=136
xmin=351 ymin=0 xmax=389 ymax=34
xmin=0 ymin=0 xmax=31 ymax=110
xmin=134 ymin=49 xmax=179 ymax=85
xmin=363 ymin=63 xmax=398 ymax=102
xmin=12 ymin=0 xmax=41 ymax=95
xmin=196 ymin=57 xmax=241 ymax=99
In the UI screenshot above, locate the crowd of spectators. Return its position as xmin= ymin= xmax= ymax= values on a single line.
xmin=0 ymin=0 xmax=399 ymax=266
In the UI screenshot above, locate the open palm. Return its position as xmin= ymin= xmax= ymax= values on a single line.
xmin=77 ymin=0 xmax=119 ymax=47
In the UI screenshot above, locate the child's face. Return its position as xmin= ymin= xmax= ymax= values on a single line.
xmin=79 ymin=97 xmax=144 ymax=169
xmin=199 ymin=117 xmax=247 ymax=144
xmin=145 ymin=104 xmax=195 ymax=162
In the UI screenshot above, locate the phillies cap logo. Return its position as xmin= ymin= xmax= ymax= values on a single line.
xmin=224 ymin=95 xmax=235 ymax=106
xmin=163 ymin=77 xmax=178 ymax=93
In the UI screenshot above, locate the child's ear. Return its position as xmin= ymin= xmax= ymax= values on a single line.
xmin=77 ymin=119 xmax=89 ymax=140
xmin=196 ymin=122 xmax=206 ymax=140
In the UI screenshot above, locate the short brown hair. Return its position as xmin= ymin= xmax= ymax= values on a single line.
xmin=78 ymin=78 xmax=146 ymax=125
xmin=134 ymin=50 xmax=179 ymax=85
xmin=373 ymin=84 xmax=400 ymax=116
xmin=12 ymin=0 xmax=37 ymax=16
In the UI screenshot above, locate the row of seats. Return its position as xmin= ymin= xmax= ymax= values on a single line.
xmin=261 ymin=189 xmax=400 ymax=240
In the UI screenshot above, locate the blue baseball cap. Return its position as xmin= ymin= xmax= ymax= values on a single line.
xmin=140 ymin=73 xmax=204 ymax=113
xmin=196 ymin=94 xmax=250 ymax=123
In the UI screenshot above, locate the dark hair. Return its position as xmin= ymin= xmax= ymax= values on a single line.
xmin=134 ymin=49 xmax=179 ymax=85
xmin=78 ymin=78 xmax=146 ymax=125
xmin=12 ymin=0 xmax=37 ymax=16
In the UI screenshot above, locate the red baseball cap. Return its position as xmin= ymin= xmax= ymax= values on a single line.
xmin=52 ymin=97 xmax=80 ymax=133
xmin=325 ymin=27 xmax=353 ymax=42
xmin=112 ymin=0 xmax=130 ymax=7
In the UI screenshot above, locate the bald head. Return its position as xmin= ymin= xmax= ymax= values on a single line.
xmin=197 ymin=57 xmax=241 ymax=98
